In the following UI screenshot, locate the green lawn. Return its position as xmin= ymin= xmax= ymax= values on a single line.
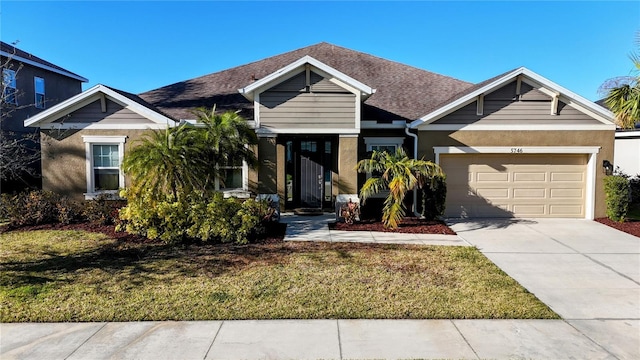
xmin=0 ymin=229 xmax=558 ymax=322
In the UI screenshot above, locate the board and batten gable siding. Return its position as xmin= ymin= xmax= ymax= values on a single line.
xmin=258 ymin=71 xmax=357 ymax=130
xmin=51 ymin=98 xmax=156 ymax=125
xmin=433 ymin=81 xmax=601 ymax=125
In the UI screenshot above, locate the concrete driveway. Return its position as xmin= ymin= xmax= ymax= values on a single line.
xmin=449 ymin=218 xmax=640 ymax=359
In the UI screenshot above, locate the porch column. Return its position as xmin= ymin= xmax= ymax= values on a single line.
xmin=338 ymin=135 xmax=358 ymax=194
xmin=257 ymin=135 xmax=277 ymax=194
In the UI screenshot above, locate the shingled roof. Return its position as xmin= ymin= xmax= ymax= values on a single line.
xmin=1 ymin=41 xmax=87 ymax=82
xmin=139 ymin=42 xmax=473 ymax=122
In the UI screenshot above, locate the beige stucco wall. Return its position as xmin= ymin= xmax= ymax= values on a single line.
xmin=338 ymin=136 xmax=358 ymax=194
xmin=417 ymin=130 xmax=615 ymax=218
xmin=40 ymin=129 xmax=150 ymax=201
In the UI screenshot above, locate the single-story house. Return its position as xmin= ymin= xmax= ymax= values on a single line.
xmin=25 ymin=42 xmax=616 ymax=219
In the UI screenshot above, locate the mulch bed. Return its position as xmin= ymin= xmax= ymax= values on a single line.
xmin=595 ymin=218 xmax=640 ymax=238
xmin=329 ymin=217 xmax=456 ymax=235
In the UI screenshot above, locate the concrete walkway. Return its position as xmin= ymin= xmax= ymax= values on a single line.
xmin=2 ymin=216 xmax=639 ymax=359
xmin=282 ymin=213 xmax=468 ymax=246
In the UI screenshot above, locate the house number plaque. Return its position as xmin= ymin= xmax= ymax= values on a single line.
xmin=510 ymin=148 xmax=524 ymax=153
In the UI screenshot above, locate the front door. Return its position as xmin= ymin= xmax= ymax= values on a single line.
xmin=285 ymin=138 xmax=335 ymax=209
xmin=300 ymin=150 xmax=323 ymax=208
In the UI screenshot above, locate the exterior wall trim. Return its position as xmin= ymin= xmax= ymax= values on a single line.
xmin=256 ymin=128 xmax=360 ymax=135
xmin=433 ymin=146 xmax=600 ymax=220
xmin=615 ymin=130 xmax=640 ymax=138
xmin=420 ymin=124 xmax=616 ymax=131
xmin=41 ymin=123 xmax=169 ymax=130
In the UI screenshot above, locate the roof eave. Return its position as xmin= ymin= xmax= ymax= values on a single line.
xmin=1 ymin=50 xmax=88 ymax=82
xmin=25 ymin=84 xmax=176 ymax=127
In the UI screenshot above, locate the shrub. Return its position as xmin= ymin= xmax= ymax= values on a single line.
xmin=56 ymin=197 xmax=85 ymax=225
xmin=421 ymin=174 xmax=447 ymax=220
xmin=0 ymin=191 xmax=60 ymax=227
xmin=629 ymin=174 xmax=640 ymax=205
xmin=83 ymin=194 xmax=125 ymax=225
xmin=118 ymin=190 xmax=270 ymax=245
xmin=604 ymin=175 xmax=631 ymax=222
xmin=0 ymin=190 xmax=125 ymax=228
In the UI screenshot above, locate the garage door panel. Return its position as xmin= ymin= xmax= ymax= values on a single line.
xmin=550 ymin=205 xmax=583 ymax=216
xmin=550 ymin=172 xmax=584 ymax=182
xmin=441 ymin=154 xmax=586 ymax=218
xmin=513 ymin=188 xmax=546 ymax=198
xmin=512 ymin=204 xmax=546 ymax=216
xmin=513 ymin=172 xmax=546 ymax=181
xmin=550 ymin=188 xmax=583 ymax=198
xmin=476 ymin=172 xmax=509 ymax=182
xmin=476 ymin=188 xmax=509 ymax=198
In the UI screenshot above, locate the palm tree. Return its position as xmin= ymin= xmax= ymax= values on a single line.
xmin=122 ymin=107 xmax=258 ymax=201
xmin=601 ymin=34 xmax=640 ymax=129
xmin=122 ymin=124 xmax=206 ymax=201
xmin=191 ymin=106 xmax=258 ymax=188
xmin=357 ymin=147 xmax=443 ymax=229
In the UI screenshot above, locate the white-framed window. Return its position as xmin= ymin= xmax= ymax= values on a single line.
xmin=363 ymin=137 xmax=405 ymax=198
xmin=2 ymin=69 xmax=17 ymax=105
xmin=34 ymin=77 xmax=45 ymax=108
xmin=82 ymin=136 xmax=127 ymax=200
xmin=215 ymin=159 xmax=249 ymax=198
xmin=364 ymin=137 xmax=404 ymax=154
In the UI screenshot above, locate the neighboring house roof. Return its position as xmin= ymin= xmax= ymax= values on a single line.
xmin=410 ymin=67 xmax=616 ymax=128
xmin=0 ymin=41 xmax=88 ymax=82
xmin=24 ymin=84 xmax=177 ymax=129
xmin=139 ymin=42 xmax=473 ymax=121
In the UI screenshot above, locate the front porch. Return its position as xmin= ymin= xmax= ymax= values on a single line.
xmin=253 ymin=134 xmax=358 ymax=211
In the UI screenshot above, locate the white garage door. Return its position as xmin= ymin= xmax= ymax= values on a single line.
xmin=441 ymin=154 xmax=587 ymax=218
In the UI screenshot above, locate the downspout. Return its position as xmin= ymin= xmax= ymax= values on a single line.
xmin=405 ymin=125 xmax=421 ymax=217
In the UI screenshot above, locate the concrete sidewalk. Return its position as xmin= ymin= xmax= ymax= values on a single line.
xmin=0 ymin=319 xmax=622 ymax=360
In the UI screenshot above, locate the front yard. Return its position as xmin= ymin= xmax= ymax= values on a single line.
xmin=0 ymin=228 xmax=558 ymax=322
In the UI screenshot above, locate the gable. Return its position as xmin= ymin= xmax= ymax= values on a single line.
xmin=431 ymin=80 xmax=602 ymax=127
xmin=25 ymin=85 xmax=176 ymax=130
xmin=413 ymin=68 xmax=616 ymax=131
xmin=50 ymin=98 xmax=155 ymax=125
xmin=258 ymin=70 xmax=357 ymax=133
xmin=268 ymin=71 xmax=351 ymax=93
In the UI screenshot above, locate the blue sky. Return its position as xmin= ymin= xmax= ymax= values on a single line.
xmin=1 ymin=1 xmax=638 ymax=101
